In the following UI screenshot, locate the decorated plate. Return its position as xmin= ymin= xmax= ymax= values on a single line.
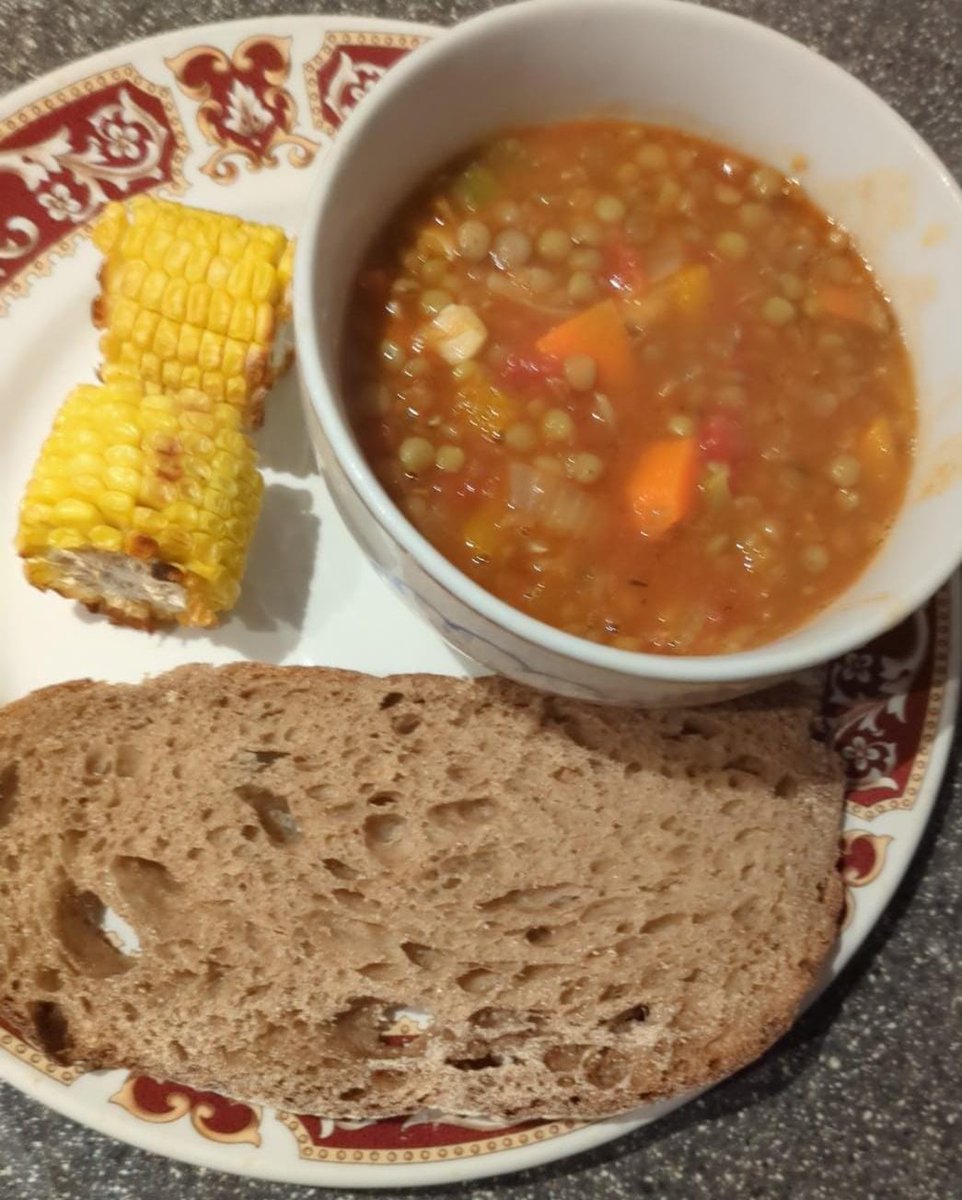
xmin=0 ymin=14 xmax=958 ymax=1189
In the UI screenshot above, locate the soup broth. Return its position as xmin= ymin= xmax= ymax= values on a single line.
xmin=345 ymin=121 xmax=915 ymax=655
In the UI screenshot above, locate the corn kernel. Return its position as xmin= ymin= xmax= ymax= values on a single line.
xmin=105 ymin=444 xmax=143 ymax=469
xmin=104 ymin=465 xmax=141 ymax=495
xmin=119 ymin=259 xmax=148 ymax=300
xmin=52 ymin=498 xmax=98 ymax=528
xmin=160 ymin=277 xmax=189 ymax=322
xmin=48 ymin=528 xmax=86 ymax=550
xmin=228 ymin=298 xmax=256 ymax=342
xmin=74 ymin=475 xmax=103 ymax=500
xmin=143 ymin=229 xmax=174 ymax=270
xmin=99 ymin=490 xmax=136 ymax=523
xmin=90 ymin=524 xmax=124 ymax=552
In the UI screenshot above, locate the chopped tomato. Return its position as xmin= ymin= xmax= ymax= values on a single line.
xmin=698 ymin=412 xmax=747 ymax=470
xmin=606 ymin=241 xmax=648 ymax=294
xmin=497 ymin=349 xmax=560 ymax=387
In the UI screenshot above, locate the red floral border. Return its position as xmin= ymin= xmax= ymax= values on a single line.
xmin=824 ymin=588 xmax=950 ymax=820
xmin=304 ymin=30 xmax=428 ymax=137
xmin=0 ymin=65 xmax=187 ymax=313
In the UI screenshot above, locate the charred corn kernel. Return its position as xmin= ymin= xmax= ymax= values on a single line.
xmin=92 ymin=196 xmax=293 ymax=427
xmin=132 ymin=505 xmax=163 ymax=533
xmin=17 ymin=382 xmax=263 ymax=629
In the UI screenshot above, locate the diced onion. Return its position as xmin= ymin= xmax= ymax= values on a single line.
xmin=429 ymin=304 xmax=488 ymax=364
xmin=507 ymin=463 xmax=597 ymax=534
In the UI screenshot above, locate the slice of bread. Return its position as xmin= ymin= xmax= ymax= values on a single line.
xmin=0 ymin=664 xmax=844 ymax=1120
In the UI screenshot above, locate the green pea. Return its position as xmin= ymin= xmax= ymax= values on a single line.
xmin=537 ymin=228 xmax=572 ymax=262
xmin=569 ymin=452 xmax=604 ymax=484
xmin=525 ymin=266 xmax=556 ymax=294
xmin=456 ymin=219 xmax=492 ymax=262
xmin=636 ymin=143 xmax=669 ymax=170
xmin=762 ymin=295 xmax=796 ymax=325
xmin=715 ymin=230 xmax=749 ymax=260
xmin=493 ymin=228 xmax=532 ymax=270
xmin=420 ymin=289 xmax=452 ymax=316
xmin=435 ymin=445 xmax=466 ymax=473
xmin=828 ymin=454 xmax=861 ymax=487
xmin=594 ymin=194 xmax=627 ymax=223
xmin=749 ymin=165 xmax=783 ymax=200
xmin=715 ymin=183 xmax=742 ymax=205
xmin=567 ymin=271 xmax=597 ymax=304
xmin=504 ymin=422 xmax=536 ymax=452
xmin=420 ymin=257 xmax=447 ymax=284
xmin=802 ymin=544 xmax=829 ymax=573
xmin=563 ymin=354 xmax=597 ymax=392
xmin=570 ymin=248 xmax=604 ymax=270
xmin=398 ymin=436 xmax=434 ymax=474
xmin=570 ymin=219 xmax=603 ymax=247
xmin=542 ymin=408 xmax=574 ymax=442
xmin=739 ymin=202 xmax=772 ymax=229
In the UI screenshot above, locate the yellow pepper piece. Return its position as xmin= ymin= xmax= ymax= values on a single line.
xmin=862 ymin=417 xmax=896 ymax=478
xmin=668 ymin=264 xmax=711 ymax=316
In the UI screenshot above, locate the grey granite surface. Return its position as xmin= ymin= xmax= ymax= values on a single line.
xmin=0 ymin=1 xmax=960 ymax=1197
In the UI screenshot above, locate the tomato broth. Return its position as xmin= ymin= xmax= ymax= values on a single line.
xmin=345 ymin=121 xmax=915 ymax=655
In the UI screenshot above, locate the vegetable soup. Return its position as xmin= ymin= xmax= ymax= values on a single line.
xmin=345 ymin=121 xmax=915 ymax=655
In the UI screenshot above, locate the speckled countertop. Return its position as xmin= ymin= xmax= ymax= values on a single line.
xmin=0 ymin=1 xmax=960 ymax=1197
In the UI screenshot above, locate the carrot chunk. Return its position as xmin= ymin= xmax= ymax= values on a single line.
xmin=536 ymin=299 xmax=636 ymax=392
xmin=626 ymin=437 xmax=700 ymax=537
xmin=816 ymin=284 xmax=879 ymax=329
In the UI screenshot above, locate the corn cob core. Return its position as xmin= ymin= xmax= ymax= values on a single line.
xmin=92 ymin=197 xmax=294 ymax=428
xmin=17 ymin=382 xmax=263 ymax=629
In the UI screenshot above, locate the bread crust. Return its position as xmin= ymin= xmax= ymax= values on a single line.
xmin=0 ymin=664 xmax=844 ymax=1119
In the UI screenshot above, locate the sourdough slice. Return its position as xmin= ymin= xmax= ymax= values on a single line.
xmin=0 ymin=664 xmax=844 ymax=1120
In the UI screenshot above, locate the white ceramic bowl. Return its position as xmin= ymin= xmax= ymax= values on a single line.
xmin=294 ymin=0 xmax=962 ymax=706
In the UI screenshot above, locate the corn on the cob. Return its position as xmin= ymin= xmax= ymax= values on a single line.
xmin=17 ymin=381 xmax=263 ymax=629
xmin=91 ymin=196 xmax=293 ymax=428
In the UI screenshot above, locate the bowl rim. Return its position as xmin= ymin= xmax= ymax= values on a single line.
xmin=294 ymin=0 xmax=962 ymax=685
